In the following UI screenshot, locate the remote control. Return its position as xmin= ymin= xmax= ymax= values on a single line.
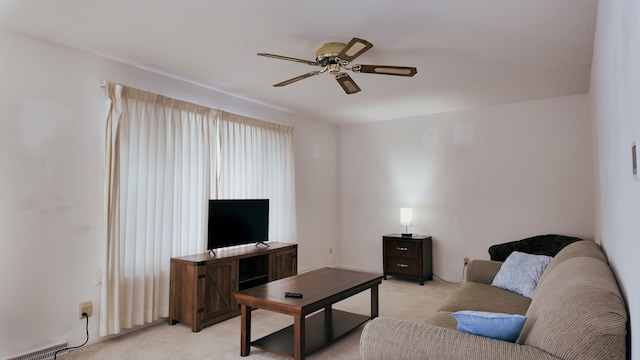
xmin=285 ymin=292 xmax=303 ymax=298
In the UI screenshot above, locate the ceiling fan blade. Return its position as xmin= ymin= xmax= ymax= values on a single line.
xmin=257 ymin=53 xmax=318 ymax=66
xmin=274 ymin=71 xmax=321 ymax=87
xmin=352 ymin=64 xmax=417 ymax=77
xmin=337 ymin=37 xmax=373 ymax=63
xmin=335 ymin=73 xmax=361 ymax=94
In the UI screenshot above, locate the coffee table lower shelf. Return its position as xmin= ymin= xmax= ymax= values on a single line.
xmin=251 ymin=309 xmax=370 ymax=358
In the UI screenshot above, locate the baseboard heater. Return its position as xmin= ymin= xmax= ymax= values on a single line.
xmin=8 ymin=342 xmax=68 ymax=360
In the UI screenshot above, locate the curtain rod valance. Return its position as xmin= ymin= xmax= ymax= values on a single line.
xmin=103 ymin=81 xmax=293 ymax=134
xmin=220 ymin=111 xmax=293 ymax=134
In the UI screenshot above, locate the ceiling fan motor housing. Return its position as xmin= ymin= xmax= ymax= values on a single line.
xmin=316 ymin=42 xmax=346 ymax=72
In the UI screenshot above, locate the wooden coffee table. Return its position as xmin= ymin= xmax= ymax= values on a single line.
xmin=233 ymin=267 xmax=383 ymax=360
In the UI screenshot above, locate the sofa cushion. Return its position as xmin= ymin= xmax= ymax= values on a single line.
xmin=466 ymin=259 xmax=504 ymax=284
xmin=438 ymin=282 xmax=531 ymax=315
xmin=361 ymin=317 xmax=565 ymax=360
xmin=537 ymin=240 xmax=607 ymax=287
xmin=453 ymin=311 xmax=527 ymax=342
xmin=491 ymin=251 xmax=552 ymax=298
xmin=424 ymin=311 xmax=458 ymax=330
xmin=517 ymin=257 xmax=627 ymax=359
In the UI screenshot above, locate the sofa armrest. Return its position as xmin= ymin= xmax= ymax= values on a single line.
xmin=466 ymin=259 xmax=503 ymax=284
xmin=360 ymin=317 xmax=561 ymax=360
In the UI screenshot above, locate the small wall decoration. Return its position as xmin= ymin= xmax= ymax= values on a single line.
xmin=634 ymin=139 xmax=639 ymax=181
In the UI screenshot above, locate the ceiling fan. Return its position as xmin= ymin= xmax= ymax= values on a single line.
xmin=258 ymin=37 xmax=417 ymax=94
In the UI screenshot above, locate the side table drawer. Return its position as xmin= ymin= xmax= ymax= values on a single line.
xmin=385 ymin=257 xmax=419 ymax=275
xmin=384 ymin=240 xmax=418 ymax=258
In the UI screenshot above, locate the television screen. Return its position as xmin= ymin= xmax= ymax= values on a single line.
xmin=207 ymin=199 xmax=269 ymax=250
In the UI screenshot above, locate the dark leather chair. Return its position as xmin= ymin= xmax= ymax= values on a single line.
xmin=488 ymin=234 xmax=583 ymax=262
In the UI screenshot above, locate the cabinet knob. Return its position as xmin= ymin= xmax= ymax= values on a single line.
xmin=396 ymin=247 xmax=408 ymax=251
xmin=396 ymin=264 xmax=409 ymax=268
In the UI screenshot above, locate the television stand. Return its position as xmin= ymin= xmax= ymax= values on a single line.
xmin=169 ymin=242 xmax=297 ymax=332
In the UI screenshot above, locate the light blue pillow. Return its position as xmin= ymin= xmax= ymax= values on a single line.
xmin=491 ymin=251 xmax=552 ymax=298
xmin=452 ymin=311 xmax=527 ymax=342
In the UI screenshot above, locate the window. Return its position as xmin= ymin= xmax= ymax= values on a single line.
xmin=101 ymin=83 xmax=295 ymax=335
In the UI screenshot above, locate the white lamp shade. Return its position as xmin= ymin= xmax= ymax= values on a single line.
xmin=400 ymin=208 xmax=413 ymax=226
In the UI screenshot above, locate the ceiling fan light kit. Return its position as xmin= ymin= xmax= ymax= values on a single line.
xmin=258 ymin=37 xmax=417 ymax=94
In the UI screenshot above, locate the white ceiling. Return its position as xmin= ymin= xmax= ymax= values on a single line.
xmin=0 ymin=0 xmax=599 ymax=125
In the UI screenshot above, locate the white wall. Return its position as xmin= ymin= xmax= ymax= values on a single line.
xmin=294 ymin=120 xmax=340 ymax=271
xmin=590 ymin=0 xmax=640 ymax=357
xmin=0 ymin=29 xmax=339 ymax=358
xmin=338 ymin=95 xmax=594 ymax=280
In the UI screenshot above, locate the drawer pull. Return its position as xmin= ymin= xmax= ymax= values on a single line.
xmin=396 ymin=247 xmax=408 ymax=251
xmin=396 ymin=264 xmax=409 ymax=268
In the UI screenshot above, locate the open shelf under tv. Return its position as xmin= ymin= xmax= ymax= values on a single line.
xmin=239 ymin=254 xmax=269 ymax=290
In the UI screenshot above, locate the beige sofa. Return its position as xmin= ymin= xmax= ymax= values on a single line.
xmin=360 ymin=241 xmax=628 ymax=359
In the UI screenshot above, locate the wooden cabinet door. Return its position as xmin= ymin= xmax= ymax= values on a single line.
xmin=270 ymin=247 xmax=297 ymax=281
xmin=198 ymin=259 xmax=238 ymax=325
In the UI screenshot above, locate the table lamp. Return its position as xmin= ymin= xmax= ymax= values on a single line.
xmin=400 ymin=208 xmax=413 ymax=238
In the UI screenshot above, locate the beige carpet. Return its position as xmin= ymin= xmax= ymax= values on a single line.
xmin=61 ymin=278 xmax=460 ymax=360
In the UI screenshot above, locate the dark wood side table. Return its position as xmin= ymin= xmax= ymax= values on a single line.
xmin=382 ymin=234 xmax=432 ymax=285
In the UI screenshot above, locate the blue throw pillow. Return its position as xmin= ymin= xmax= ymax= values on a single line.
xmin=491 ymin=251 xmax=553 ymax=298
xmin=452 ymin=311 xmax=527 ymax=342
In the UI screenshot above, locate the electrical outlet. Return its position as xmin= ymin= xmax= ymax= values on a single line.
xmin=79 ymin=301 xmax=93 ymax=319
xmin=329 ymin=246 xmax=333 ymax=255
xmin=464 ymin=257 xmax=470 ymax=266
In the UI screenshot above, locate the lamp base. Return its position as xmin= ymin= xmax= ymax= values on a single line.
xmin=401 ymin=233 xmax=413 ymax=238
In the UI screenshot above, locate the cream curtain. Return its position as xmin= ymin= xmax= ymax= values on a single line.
xmin=101 ymin=84 xmax=296 ymax=336
xmin=101 ymin=84 xmax=218 ymax=336
xmin=217 ymin=112 xmax=297 ymax=243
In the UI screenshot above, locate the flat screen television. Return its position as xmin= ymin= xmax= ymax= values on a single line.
xmin=207 ymin=199 xmax=269 ymax=251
